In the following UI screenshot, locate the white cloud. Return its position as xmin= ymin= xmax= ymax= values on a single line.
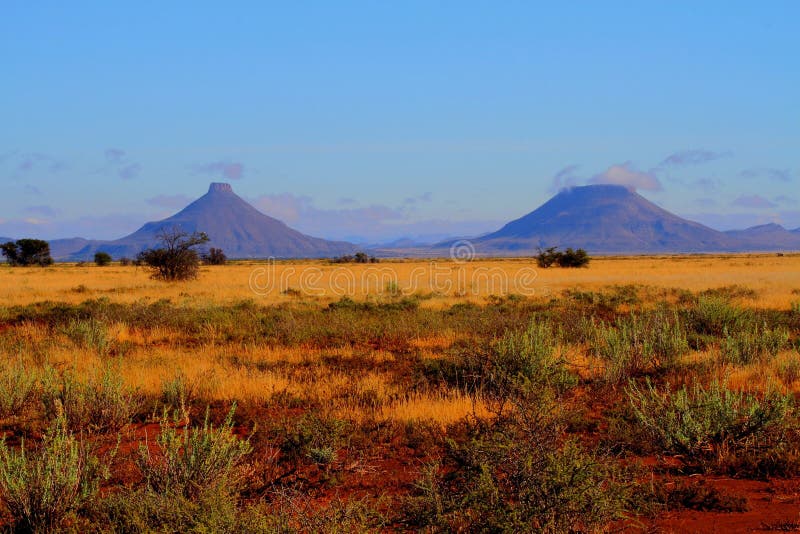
xmin=588 ymin=162 xmax=662 ymax=191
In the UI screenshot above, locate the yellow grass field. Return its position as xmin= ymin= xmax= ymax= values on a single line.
xmin=2 ymin=254 xmax=799 ymax=425
xmin=2 ymin=255 xmax=800 ymax=530
xmin=2 ymin=253 xmax=799 ymax=308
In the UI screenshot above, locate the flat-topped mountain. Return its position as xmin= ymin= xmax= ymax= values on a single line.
xmin=67 ymin=183 xmax=357 ymax=259
xmin=439 ymin=184 xmax=786 ymax=254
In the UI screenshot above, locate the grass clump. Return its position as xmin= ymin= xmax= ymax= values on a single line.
xmin=0 ymin=416 xmax=111 ymax=533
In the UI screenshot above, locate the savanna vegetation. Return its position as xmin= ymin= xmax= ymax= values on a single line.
xmin=1 ymin=255 xmax=800 ymax=531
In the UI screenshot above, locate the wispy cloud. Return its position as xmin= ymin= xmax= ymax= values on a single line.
xmin=550 ymin=164 xmax=581 ymax=192
xmin=691 ymin=178 xmax=720 ymax=193
xmin=104 ymin=148 xmax=126 ymax=164
xmin=740 ymin=168 xmax=794 ymax=182
xmin=731 ymin=194 xmax=777 ymax=209
xmin=4 ymin=152 xmax=67 ymax=176
xmin=193 ymin=160 xmax=245 ymax=180
xmin=657 ymin=149 xmax=729 ymax=168
xmin=403 ymin=192 xmax=433 ymax=205
xmin=589 ymin=162 xmax=662 ymax=191
xmin=101 ymin=148 xmax=141 ymax=180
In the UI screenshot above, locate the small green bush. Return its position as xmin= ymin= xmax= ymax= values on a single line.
xmin=0 ymin=417 xmax=111 ymax=533
xmin=281 ymin=412 xmax=349 ymax=467
xmin=627 ymin=378 xmax=793 ymax=463
xmin=721 ymin=322 xmax=789 ymax=365
xmin=406 ymin=434 xmax=634 ymax=532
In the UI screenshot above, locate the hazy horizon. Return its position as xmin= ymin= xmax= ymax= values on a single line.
xmin=2 ymin=2 xmax=798 ymax=242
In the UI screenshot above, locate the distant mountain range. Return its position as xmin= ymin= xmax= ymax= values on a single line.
xmin=438 ymin=184 xmax=800 ymax=255
xmin=5 ymin=183 xmax=800 ymax=260
xmin=46 ymin=183 xmax=357 ymax=260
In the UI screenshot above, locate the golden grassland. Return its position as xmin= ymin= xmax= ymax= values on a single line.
xmin=2 ymin=253 xmax=800 ymax=308
xmin=1 ymin=254 xmax=799 ymax=426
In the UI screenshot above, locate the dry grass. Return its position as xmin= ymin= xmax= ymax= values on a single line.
xmin=2 ymin=254 xmax=799 ymax=308
xmin=1 ymin=254 xmax=798 ymax=426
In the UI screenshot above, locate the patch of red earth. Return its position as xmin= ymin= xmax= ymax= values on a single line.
xmin=641 ymin=477 xmax=800 ymax=533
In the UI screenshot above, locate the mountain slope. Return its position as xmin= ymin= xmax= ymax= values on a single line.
xmin=71 ymin=183 xmax=357 ymax=259
xmin=725 ymin=223 xmax=800 ymax=250
xmin=445 ymin=184 xmax=743 ymax=254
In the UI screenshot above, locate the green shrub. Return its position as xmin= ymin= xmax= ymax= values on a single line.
xmin=280 ymin=412 xmax=349 ymax=467
xmin=587 ymin=309 xmax=688 ymax=382
xmin=137 ymin=405 xmax=251 ymax=498
xmin=721 ymin=322 xmax=789 ymax=365
xmin=777 ymin=353 xmax=800 ymax=385
xmin=490 ymin=319 xmax=577 ymax=394
xmin=93 ymin=485 xmax=246 ymax=534
xmin=0 ymin=363 xmax=37 ymax=419
xmin=406 ymin=434 xmax=634 ymax=532
xmin=627 ymin=378 xmax=793 ymax=463
xmin=0 ymin=417 xmax=111 ymax=533
xmin=691 ymin=296 xmax=751 ymax=337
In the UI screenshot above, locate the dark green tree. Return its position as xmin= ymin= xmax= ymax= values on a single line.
xmin=1 ymin=239 xmax=54 ymax=266
xmin=136 ymin=228 xmax=210 ymax=281
xmin=201 ymin=247 xmax=227 ymax=265
xmin=94 ymin=252 xmax=112 ymax=266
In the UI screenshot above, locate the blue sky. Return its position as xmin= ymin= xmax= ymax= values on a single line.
xmin=2 ymin=1 xmax=798 ymax=243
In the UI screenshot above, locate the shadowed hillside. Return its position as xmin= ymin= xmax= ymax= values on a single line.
xmin=437 ymin=184 xmax=793 ymax=254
